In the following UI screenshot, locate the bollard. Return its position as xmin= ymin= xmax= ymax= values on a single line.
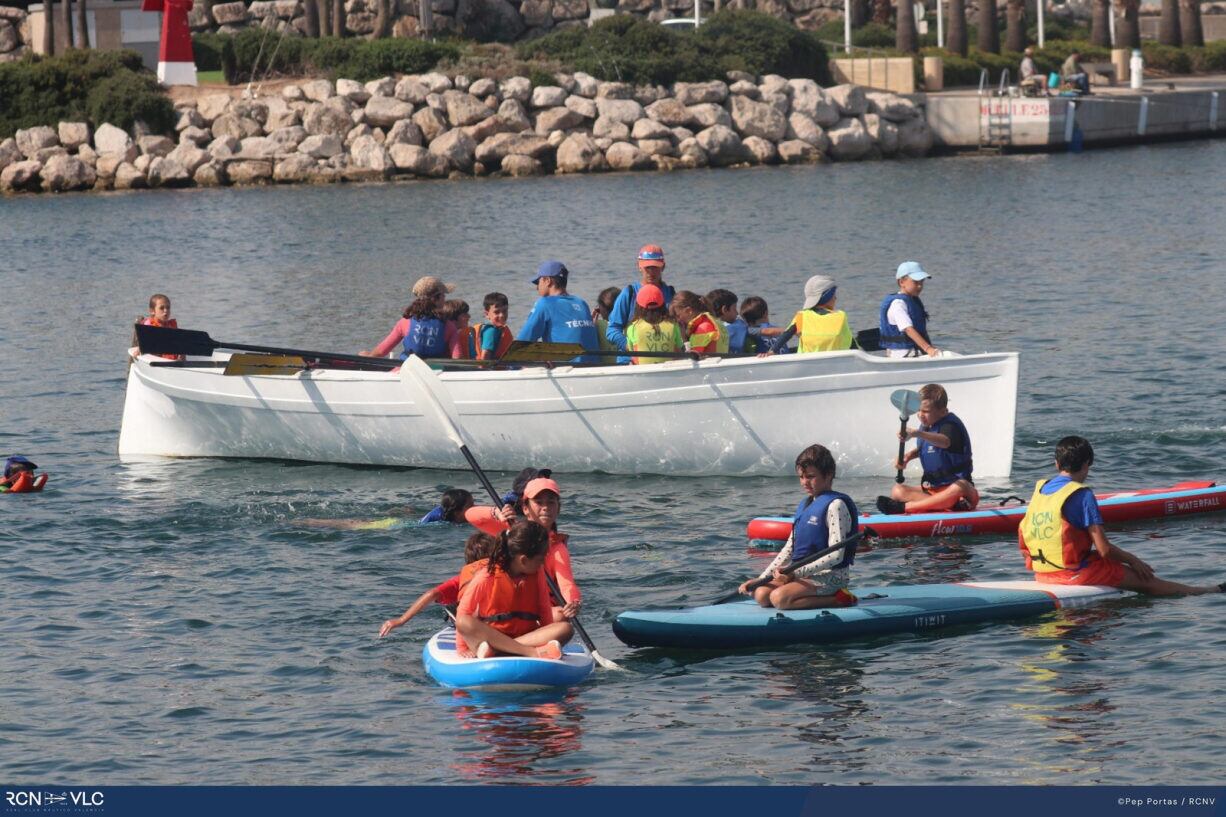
xmin=923 ymin=56 xmax=944 ymax=92
xmin=1129 ymin=49 xmax=1144 ymax=90
xmin=1112 ymin=48 xmax=1130 ymax=86
xmin=1137 ymin=97 xmax=1149 ymax=136
xmin=1211 ymin=92 xmax=1219 ymax=131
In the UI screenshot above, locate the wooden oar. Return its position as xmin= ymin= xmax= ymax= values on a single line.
xmin=399 ymin=354 xmax=626 ymax=671
xmin=890 ymin=389 xmax=923 ymax=484
xmin=135 ymin=324 xmax=400 ymax=370
xmin=712 ymin=531 xmax=863 ymax=605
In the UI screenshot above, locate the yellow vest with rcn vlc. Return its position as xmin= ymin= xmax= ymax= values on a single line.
xmin=626 ymin=318 xmax=684 ymax=365
xmin=792 ymin=309 xmax=853 ymax=353
xmin=1018 ymin=479 xmax=1091 ymax=572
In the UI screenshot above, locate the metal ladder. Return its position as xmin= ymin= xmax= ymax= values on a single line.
xmin=978 ymin=69 xmax=1014 ymax=153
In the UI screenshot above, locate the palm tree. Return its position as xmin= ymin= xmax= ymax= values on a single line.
xmin=978 ymin=0 xmax=999 ymax=53
xmin=318 ymin=0 xmax=331 ymax=35
xmin=1089 ymin=0 xmax=1111 ymax=45
xmin=42 ymin=0 xmax=55 ymax=54
xmin=851 ymin=0 xmax=870 ymax=26
xmin=1158 ymin=0 xmax=1180 ymax=44
xmin=947 ymin=0 xmax=967 ymax=55
xmin=59 ymin=0 xmax=74 ymax=49
xmin=303 ymin=0 xmax=319 ymax=36
xmin=75 ymin=0 xmax=89 ymax=47
xmin=1179 ymin=0 xmax=1203 ymax=46
xmin=370 ymin=0 xmax=391 ymax=37
xmin=1005 ymin=0 xmax=1026 ymax=52
xmin=896 ymin=0 xmax=918 ymax=51
xmin=332 ymin=0 xmax=346 ymax=36
xmin=1117 ymin=0 xmax=1139 ymax=47
xmin=872 ymin=0 xmax=891 ymax=24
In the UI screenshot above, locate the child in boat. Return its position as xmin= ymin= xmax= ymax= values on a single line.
xmin=1019 ymin=436 xmax=1224 ymax=596
xmin=475 ymin=292 xmax=513 ymax=361
xmin=626 ymin=284 xmax=685 ymax=365
xmin=360 ymin=276 xmax=463 ymax=361
xmin=671 ymin=291 xmax=728 ymax=355
xmin=740 ymin=296 xmax=786 ymax=354
xmin=379 ymin=532 xmax=497 ymax=637
xmin=706 ymin=289 xmax=748 ymax=354
xmin=134 ymin=293 xmax=184 ymax=360
xmin=592 ymin=286 xmax=622 ymax=355
xmin=443 ymin=299 xmax=474 ymax=359
xmin=877 ymin=383 xmax=979 ymax=515
xmin=1 ymin=456 xmax=48 ymax=493
xmin=759 ymin=275 xmax=852 ymax=357
xmin=738 ymin=444 xmax=859 ymax=610
xmin=455 ymin=520 xmax=575 ymax=660
xmin=879 ymin=261 xmax=940 ymax=358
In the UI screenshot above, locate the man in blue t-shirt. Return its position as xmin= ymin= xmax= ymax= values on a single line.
xmin=606 ymin=244 xmax=676 ymax=364
xmin=517 ymin=261 xmax=600 ymax=364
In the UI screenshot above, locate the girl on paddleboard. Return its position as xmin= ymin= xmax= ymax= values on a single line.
xmin=378 ymin=532 xmax=497 ymax=638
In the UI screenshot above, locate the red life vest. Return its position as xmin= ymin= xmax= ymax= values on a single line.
xmin=474 ymin=323 xmax=513 ymax=360
xmin=461 ymin=559 xmax=547 ymax=639
xmin=3 ymin=472 xmax=47 ymax=493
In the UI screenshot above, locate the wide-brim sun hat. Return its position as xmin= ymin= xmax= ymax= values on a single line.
xmin=412 ymin=276 xmax=455 ymax=298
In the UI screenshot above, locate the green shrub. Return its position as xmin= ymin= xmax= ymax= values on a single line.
xmin=85 ymin=70 xmax=176 ymax=133
xmin=1142 ymin=42 xmax=1192 ymax=73
xmin=193 ymin=32 xmax=226 ymax=71
xmin=201 ymin=31 xmax=459 ymax=83
xmin=696 ymin=10 xmax=830 ymax=83
xmin=1190 ymin=41 xmax=1226 ymax=73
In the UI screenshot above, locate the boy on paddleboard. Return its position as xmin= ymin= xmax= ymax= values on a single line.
xmin=877 ymin=384 xmax=979 ymax=515
xmin=738 ymin=444 xmax=859 ymax=610
xmin=1019 ymin=436 xmax=1225 ymax=596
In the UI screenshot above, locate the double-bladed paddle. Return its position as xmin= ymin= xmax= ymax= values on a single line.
xmin=398 ymin=354 xmax=625 ymax=671
xmin=890 ymin=389 xmax=923 ymax=484
xmin=712 ymin=531 xmax=864 ymax=605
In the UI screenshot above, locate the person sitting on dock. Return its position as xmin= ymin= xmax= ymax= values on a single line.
xmin=1061 ymin=50 xmax=1090 ymax=95
xmin=1019 ymin=436 xmax=1224 ymax=596
xmin=877 ymin=384 xmax=979 ymax=515
xmin=378 ymin=532 xmax=497 ymax=638
xmin=626 ymin=284 xmax=685 ymax=364
xmin=758 ymin=274 xmax=852 ymax=357
xmin=1020 ymin=47 xmax=1047 ymax=96
xmin=361 ymin=276 xmax=464 ymax=361
xmin=606 ymin=245 xmax=676 ymax=363
xmin=517 ymin=261 xmax=600 ymax=364
xmin=738 ymin=444 xmax=859 ymax=610
xmin=474 ymin=292 xmax=513 ymax=361
xmin=879 ymin=261 xmax=940 ymax=358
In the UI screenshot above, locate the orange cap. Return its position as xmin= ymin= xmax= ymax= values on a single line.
xmin=523 ymin=477 xmax=561 ymax=500
xmin=636 ymin=284 xmax=666 ymax=309
xmin=637 ymin=244 xmax=665 ymax=269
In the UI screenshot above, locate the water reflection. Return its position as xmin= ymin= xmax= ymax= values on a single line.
xmin=758 ymin=651 xmax=870 ymax=773
xmin=444 ymin=688 xmax=592 ymax=784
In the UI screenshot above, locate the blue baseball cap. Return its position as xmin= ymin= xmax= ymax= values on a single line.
xmin=896 ymin=261 xmax=931 ymax=281
xmin=532 ymin=260 xmax=569 ymax=284
xmin=4 ymin=456 xmax=36 ymax=479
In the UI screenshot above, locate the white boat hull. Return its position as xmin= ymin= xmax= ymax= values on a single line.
xmin=118 ymin=349 xmax=1019 ymax=477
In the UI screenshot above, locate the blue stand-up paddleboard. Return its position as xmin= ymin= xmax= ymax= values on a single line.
xmin=423 ymin=629 xmax=595 ymax=690
xmin=613 ymin=581 xmax=1132 ymax=650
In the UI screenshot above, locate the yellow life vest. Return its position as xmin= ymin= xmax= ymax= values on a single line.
xmin=626 ymin=318 xmax=684 ymax=364
xmin=595 ymin=317 xmax=618 ymax=353
xmin=1018 ymin=479 xmax=1094 ymax=573
xmin=686 ymin=312 xmax=728 ymax=354
xmin=792 ymin=308 xmax=853 ymax=353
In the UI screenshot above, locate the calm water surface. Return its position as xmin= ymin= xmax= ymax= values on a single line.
xmin=2 ymin=141 xmax=1225 ymax=785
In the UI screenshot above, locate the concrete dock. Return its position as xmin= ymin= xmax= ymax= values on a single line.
xmin=921 ymin=74 xmax=1224 ymax=152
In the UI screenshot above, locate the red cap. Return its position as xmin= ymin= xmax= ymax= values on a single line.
xmin=636 ymin=284 xmax=665 ymax=309
xmin=637 ymin=244 xmax=665 ymax=269
xmin=523 ymin=477 xmax=561 ymax=500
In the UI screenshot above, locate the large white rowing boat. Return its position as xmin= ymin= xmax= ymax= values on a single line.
xmin=118 ymin=348 xmax=1019 ymax=477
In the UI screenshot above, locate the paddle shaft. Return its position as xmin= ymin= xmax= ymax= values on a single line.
xmin=896 ymin=415 xmax=909 ymax=484
xmin=714 ymin=531 xmax=864 ymax=605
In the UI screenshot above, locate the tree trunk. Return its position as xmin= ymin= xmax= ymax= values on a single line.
xmin=43 ymin=0 xmax=55 ymax=54
xmin=850 ymin=0 xmax=870 ymax=26
xmin=75 ymin=0 xmax=89 ymax=47
xmin=1158 ymin=0 xmax=1180 ymax=44
xmin=896 ymin=0 xmax=917 ymax=51
xmin=1178 ymin=0 xmax=1203 ymax=46
xmin=1089 ymin=0 xmax=1111 ymax=45
xmin=332 ymin=0 xmax=346 ymax=36
xmin=369 ymin=0 xmax=391 ymax=37
xmin=946 ymin=0 xmax=967 ymax=55
xmin=303 ymin=0 xmax=319 ymax=36
xmin=60 ymin=0 xmax=74 ymax=49
xmin=977 ymin=0 xmax=999 ymax=53
xmin=318 ymin=0 xmax=332 ymax=35
xmin=1005 ymin=0 xmax=1025 ymax=51
xmin=1117 ymin=0 xmax=1139 ymax=46
xmin=872 ymin=0 xmax=891 ymax=24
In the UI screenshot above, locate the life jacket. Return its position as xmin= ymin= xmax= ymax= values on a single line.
xmin=474 ymin=323 xmax=513 ymax=360
xmin=626 ymin=318 xmax=683 ymax=365
xmin=2 ymin=471 xmax=46 ymax=493
xmin=686 ymin=312 xmax=728 ymax=354
xmin=456 ymin=325 xmax=476 ymax=360
xmin=792 ymin=491 xmax=859 ymax=569
xmin=461 ymin=559 xmax=547 ymax=639
xmin=1018 ymin=479 xmax=1094 ymax=573
xmin=917 ymin=412 xmax=973 ymax=486
xmin=595 ymin=317 xmax=618 ymax=353
xmin=878 ymin=293 xmax=929 ymax=352
xmin=400 ymin=316 xmax=448 ymax=360
xmin=792 ymin=308 xmax=853 ymax=353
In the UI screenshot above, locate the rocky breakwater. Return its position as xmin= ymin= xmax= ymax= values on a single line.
xmin=0 ymin=71 xmax=933 ymax=195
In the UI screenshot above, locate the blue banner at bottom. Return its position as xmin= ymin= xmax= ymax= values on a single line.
xmin=2 ymin=786 xmax=1222 ymax=817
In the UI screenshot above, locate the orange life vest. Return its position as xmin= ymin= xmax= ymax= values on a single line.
xmin=474 ymin=323 xmax=513 ymax=360
xmin=3 ymin=472 xmax=46 ymax=493
xmin=455 ymin=325 xmax=477 ymax=360
xmin=462 ymin=559 xmax=547 ymax=639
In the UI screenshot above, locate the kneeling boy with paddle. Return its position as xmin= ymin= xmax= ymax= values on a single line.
xmin=1020 ymin=436 xmax=1224 ymax=596
xmin=738 ymin=444 xmax=859 ymax=610
xmin=877 ymin=383 xmax=979 ymax=515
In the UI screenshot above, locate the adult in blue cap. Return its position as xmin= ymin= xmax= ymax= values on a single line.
xmin=516 ymin=261 xmax=600 ymax=364
xmin=878 ymin=261 xmax=940 ymax=358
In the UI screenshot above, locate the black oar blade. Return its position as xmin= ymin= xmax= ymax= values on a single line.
xmin=135 ymin=324 xmax=216 ymax=357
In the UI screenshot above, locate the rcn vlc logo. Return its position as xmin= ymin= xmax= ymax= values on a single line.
xmin=4 ymin=790 xmax=105 ymax=809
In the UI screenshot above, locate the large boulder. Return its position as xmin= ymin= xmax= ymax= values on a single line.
xmin=531 ymin=86 xmax=568 ymax=109
xmin=556 ymin=133 xmax=607 ymax=173
xmin=786 ymin=111 xmax=828 ymax=151
xmin=389 ymin=143 xmax=450 ymax=177
xmin=468 ymin=77 xmax=497 ymax=98
xmin=760 ymin=74 xmax=790 ymax=97
xmin=826 ymin=84 xmax=868 ymax=117
xmin=500 ymin=76 xmax=532 ymax=103
xmin=676 ymin=137 xmax=708 ymax=168
xmin=93 ymin=123 xmax=136 ymax=158
xmin=534 ymin=106 xmax=585 ymax=134
xmin=863 ymin=113 xmax=899 ymax=156
xmin=572 ymin=72 xmax=599 ymax=98
xmin=349 ymin=134 xmax=393 ymax=173
xmin=777 ymin=139 xmax=823 ymax=164
xmin=364 ymin=96 xmax=414 ymax=128
xmin=207 ymin=135 xmax=240 ymax=160
xmin=180 ymin=126 xmax=212 ymax=147
xmin=268 ymin=125 xmax=308 ymax=151
xmin=497 ymin=99 xmax=531 ymax=132
xmin=593 ymin=116 xmax=630 ymax=140
xmin=631 ymin=118 xmax=673 ymax=141
xmin=635 ymin=137 xmax=674 ymax=157
xmin=0 ymin=159 xmax=41 ymax=191
xmin=694 ymin=124 xmax=745 ymax=167
xmin=429 ymin=128 xmax=477 ymax=172
xmin=385 ymin=119 xmax=424 ymax=147
xmin=212 ymin=113 xmax=263 ymax=140
xmin=336 ymin=78 xmax=371 ymax=104
xmin=729 ymin=95 xmax=786 ymax=142
xmin=40 ymin=154 xmax=96 ymax=191
xmin=564 ymin=95 xmax=598 ymax=120
xmin=113 ymin=162 xmax=147 ymax=190
xmin=146 ymin=156 xmax=191 ymax=188
xmin=420 ymin=72 xmax=452 ymax=93
xmin=57 ymin=122 xmax=91 ymax=151
xmin=673 ymin=81 xmax=728 ymax=105
xmin=789 ymin=79 xmax=840 ymax=127
xmin=176 ymin=107 xmax=205 ymax=132
xmin=596 ymin=81 xmax=634 ymax=100
xmin=897 ymin=117 xmax=933 ymax=157
xmin=298 ymin=133 xmax=344 ymax=158
xmin=686 ymin=103 xmax=731 ymax=130
xmin=442 ymin=90 xmax=491 ymax=127
xmin=197 ymin=94 xmax=231 ymax=123
xmin=0 ymin=137 xmax=20 ymax=173
xmin=463 ymin=114 xmax=512 ymax=143
xmin=729 ymin=79 xmax=760 ymax=99
xmin=138 ymin=135 xmax=175 ymax=158
xmin=501 ymin=154 xmax=544 ymax=177
xmin=413 ymin=107 xmax=449 ymax=142
xmin=741 ymin=135 xmax=778 ymax=165
xmin=211 ymin=1 xmax=249 ymax=23
xmin=595 ymin=97 xmax=645 ymax=125
xmin=301 ymin=79 xmax=335 ymax=102
xmin=193 ymin=161 xmax=226 ymax=187
xmin=474 ymin=131 xmax=552 ymax=164
xmin=239 ymin=136 xmax=280 ymax=159
xmin=605 ymin=141 xmax=651 ymax=171
xmin=273 ymin=154 xmax=319 ymax=183
xmin=16 ymin=126 xmax=58 ymax=158
xmin=867 ymin=91 xmax=919 ymax=122
xmin=166 ymin=143 xmax=211 ymax=175
xmin=645 ymin=98 xmax=692 ymax=128
xmin=827 ymin=117 xmax=873 ymax=160
xmin=395 ymin=77 xmax=430 ymax=104
xmin=226 ymin=159 xmax=273 ymax=184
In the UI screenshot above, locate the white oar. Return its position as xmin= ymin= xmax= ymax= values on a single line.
xmin=890 ymin=389 xmax=923 ymax=484
xmin=400 ymin=355 xmax=626 ymax=671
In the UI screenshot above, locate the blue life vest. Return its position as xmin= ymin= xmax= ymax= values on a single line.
xmin=878 ymin=293 xmax=929 ymax=351
xmin=401 ymin=317 xmax=448 ymax=360
xmin=918 ymin=411 xmax=973 ymax=486
xmin=725 ymin=317 xmax=748 ymax=354
xmin=791 ymin=490 xmax=859 ymax=570
xmin=420 ymin=506 xmax=446 ymax=523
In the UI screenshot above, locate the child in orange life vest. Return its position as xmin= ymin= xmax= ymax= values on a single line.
xmin=443 ymin=299 xmax=475 ymax=359
xmin=455 ymin=520 xmax=575 ymax=660
xmin=135 ymin=294 xmax=184 ymax=360
xmin=759 ymin=275 xmax=852 ymax=357
xmin=475 ymin=292 xmax=513 ymax=361
xmin=378 ymin=532 xmax=497 ymax=638
xmin=1 ymin=456 xmax=48 ymax=493
xmin=625 ymin=284 xmax=684 ymax=365
xmin=1019 ymin=436 xmax=1225 ymax=596
xmin=670 ymin=291 xmax=728 ymax=355
xmin=877 ymin=383 xmax=979 ymax=515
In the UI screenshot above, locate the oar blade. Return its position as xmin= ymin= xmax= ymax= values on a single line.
xmin=224 ymin=353 xmax=310 ymax=377
xmin=500 ymin=340 xmax=586 ymax=362
xmin=135 ymin=324 xmax=216 ymax=357
xmin=400 ymin=355 xmax=468 ymax=451
xmin=890 ymin=388 xmax=922 ymax=417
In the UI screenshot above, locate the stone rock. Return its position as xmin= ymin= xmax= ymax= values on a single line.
xmin=556 ymin=132 xmax=607 ymax=173
xmin=281 ymin=84 xmax=305 ymax=101
xmin=302 ymin=79 xmax=335 ymax=102
xmin=212 ymin=1 xmax=249 ymax=23
xmin=546 ymin=129 xmax=567 ymax=148
xmin=761 ymin=91 xmax=790 ymax=117
xmin=0 ymin=137 xmax=20 ymax=173
xmin=167 ymin=143 xmax=210 ymax=175
xmin=226 ymin=159 xmax=273 ymax=184
xmin=531 ymin=86 xmax=568 ymax=109
xmin=57 ymin=122 xmax=91 ymax=151
xmin=94 ymin=154 xmax=122 ymax=180
xmin=605 ymin=141 xmax=651 ymax=171
xmin=677 ymin=137 xmax=708 ymax=168
xmin=346 ymin=10 xmax=376 ymax=33
xmin=501 ymin=154 xmax=543 ymax=177
xmin=193 ymin=162 xmax=226 ymax=187
xmin=593 ymin=116 xmax=630 ymax=140
xmin=34 ymin=146 xmax=66 ymax=163
xmin=827 ymin=117 xmax=872 ymax=160
xmin=395 ymin=77 xmax=430 ymax=104
xmin=298 ymin=133 xmax=343 ymax=158
xmin=208 ymin=135 xmax=241 ymax=159
xmin=596 ymin=81 xmax=634 ymax=100
xmin=346 ymin=124 xmax=374 ymax=146
xmin=273 ymin=154 xmax=317 ymax=183
xmin=789 ymin=79 xmax=839 ymax=127
xmin=146 ymin=156 xmax=191 ymax=188
xmin=303 ymin=100 xmax=353 ymax=136
xmin=468 ymin=77 xmax=496 ymax=98
xmin=729 ymin=95 xmax=786 ymax=141
xmin=389 ymin=143 xmax=450 ymax=177
xmin=113 ymin=162 xmax=147 ymax=190
xmin=336 ymin=78 xmax=371 ymax=104
xmin=867 ymin=91 xmax=919 ymax=123
xmin=413 ymin=107 xmax=449 ymax=143
xmin=673 ymin=80 xmax=728 ymax=105
xmin=274 ymin=0 xmax=299 ymax=17
xmin=248 ymin=1 xmax=277 ymax=17
xmin=364 ymin=96 xmax=414 ymax=128
xmin=16 ymin=126 xmax=58 ymax=158
xmin=265 ymin=106 xmax=302 ymax=131
xmin=93 ymin=123 xmax=135 ymax=159
xmin=497 ymin=99 xmax=531 ymax=132
xmin=741 ymin=135 xmax=778 ymax=165
xmin=686 ymin=103 xmax=732 ymax=130
xmin=385 ymin=119 xmax=424 ymax=147
xmin=564 ymin=95 xmax=598 ymax=120
xmin=133 ymin=154 xmax=152 ymax=174
xmin=39 ymin=154 xmax=94 ymax=191
xmin=429 ymin=128 xmax=477 ymax=172
xmin=786 ymin=111 xmax=828 ymax=151
xmin=0 ymin=19 xmax=16 ymax=52
xmin=595 ymin=97 xmax=644 ymax=125
xmin=462 ymin=115 xmax=512 ymax=143
xmin=635 ymin=137 xmax=674 ymax=157
xmin=176 ymin=108 xmax=205 ymax=131
xmin=420 ymin=71 xmax=452 ymax=93
xmin=552 ymin=0 xmax=588 ymax=19
xmin=634 ymin=85 xmax=668 ymax=106
xmin=863 ymin=113 xmax=899 ymax=156
xmin=500 ymin=76 xmax=532 ymax=103
xmin=239 ymin=136 xmax=280 ymax=159
xmin=671 ymin=126 xmax=694 ymax=142
xmin=694 ymin=124 xmax=745 ymax=167
xmin=631 ymin=118 xmax=672 ymax=140
xmin=534 ymin=106 xmax=584 ymax=134
xmin=729 ymin=80 xmax=760 ymax=98
xmin=442 ymin=90 xmax=491 ymax=127
xmin=197 ymin=94 xmax=232 ymax=123
xmin=519 ymin=0 xmax=551 ymax=25
xmin=180 ymin=126 xmax=212 ymax=147
xmin=364 ymin=77 xmax=396 ymax=99
xmin=826 ymin=84 xmax=867 ymax=117
xmin=349 ymin=134 xmax=393 ymax=172
xmin=572 ymin=72 xmax=599 ymax=98
xmin=475 ymin=131 xmax=552 ymax=164
xmin=897 ymin=117 xmax=933 ymax=157
xmin=777 ymin=139 xmax=823 ymax=164
xmin=726 ymin=70 xmax=754 ymax=84
xmin=760 ymin=74 xmax=789 ymax=97
xmin=138 ymin=134 xmax=175 ymax=157
xmin=645 ymin=98 xmax=691 ymax=128
xmin=212 ymin=113 xmax=263 ymax=140
xmin=593 ymin=136 xmax=613 ymax=151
